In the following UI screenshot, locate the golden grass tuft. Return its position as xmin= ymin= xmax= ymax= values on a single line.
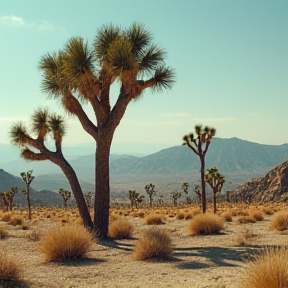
xmin=175 ymin=211 xmax=185 ymax=220
xmin=189 ymin=213 xmax=225 ymax=235
xmin=39 ymin=225 xmax=97 ymax=261
xmin=144 ymin=214 xmax=165 ymax=225
xmin=0 ymin=226 xmax=8 ymax=239
xmin=133 ymin=227 xmax=173 ymax=260
xmin=239 ymin=246 xmax=288 ymax=288
xmin=236 ymin=229 xmax=260 ymax=246
xmin=237 ymin=215 xmax=256 ymax=224
xmin=251 ymin=211 xmax=264 ymax=221
xmin=270 ymin=210 xmax=288 ymax=231
xmin=8 ymin=216 xmax=24 ymax=226
xmin=108 ymin=218 xmax=134 ymax=239
xmin=0 ymin=250 xmax=22 ymax=281
xmin=1 ymin=213 xmax=11 ymax=223
xmin=221 ymin=211 xmax=233 ymax=222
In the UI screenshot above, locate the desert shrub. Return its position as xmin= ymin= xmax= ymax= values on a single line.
xmin=108 ymin=218 xmax=134 ymax=239
xmin=184 ymin=212 xmax=194 ymax=220
xmin=251 ymin=211 xmax=264 ymax=221
xmin=189 ymin=213 xmax=225 ymax=235
xmin=262 ymin=207 xmax=275 ymax=215
xmin=236 ymin=229 xmax=260 ymax=246
xmin=1 ymin=213 xmax=11 ymax=223
xmin=39 ymin=225 xmax=97 ymax=261
xmin=144 ymin=214 xmax=165 ymax=225
xmin=133 ymin=227 xmax=172 ymax=260
xmin=237 ymin=216 xmax=256 ymax=224
xmin=239 ymin=246 xmax=288 ymax=288
xmin=0 ymin=226 xmax=8 ymax=239
xmin=270 ymin=211 xmax=288 ymax=231
xmin=0 ymin=251 xmax=22 ymax=280
xmin=26 ymin=229 xmax=42 ymax=241
xmin=8 ymin=216 xmax=24 ymax=226
xmin=221 ymin=211 xmax=233 ymax=222
xmin=109 ymin=213 xmax=120 ymax=222
xmin=175 ymin=211 xmax=185 ymax=220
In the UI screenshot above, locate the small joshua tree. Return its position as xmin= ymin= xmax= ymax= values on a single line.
xmin=182 ymin=182 xmax=192 ymax=206
xmin=193 ymin=184 xmax=201 ymax=206
xmin=145 ymin=183 xmax=156 ymax=208
xmin=183 ymin=125 xmax=216 ymax=213
xmin=20 ymin=170 xmax=35 ymax=219
xmin=205 ymin=167 xmax=225 ymax=213
xmin=58 ymin=188 xmax=72 ymax=207
xmin=129 ymin=190 xmax=144 ymax=209
xmin=84 ymin=191 xmax=93 ymax=209
xmin=171 ymin=191 xmax=182 ymax=206
xmin=0 ymin=187 xmax=18 ymax=211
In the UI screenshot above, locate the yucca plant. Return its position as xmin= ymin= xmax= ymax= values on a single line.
xmin=58 ymin=188 xmax=71 ymax=207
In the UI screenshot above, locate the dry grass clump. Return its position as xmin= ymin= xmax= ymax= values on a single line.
xmin=184 ymin=212 xmax=194 ymax=220
xmin=144 ymin=214 xmax=165 ymax=225
xmin=0 ymin=226 xmax=8 ymax=239
xmin=39 ymin=225 xmax=97 ymax=261
xmin=237 ymin=215 xmax=256 ymax=224
xmin=25 ymin=229 xmax=43 ymax=241
xmin=0 ymin=213 xmax=11 ymax=223
xmin=221 ymin=211 xmax=233 ymax=222
xmin=108 ymin=218 xmax=134 ymax=239
xmin=175 ymin=211 xmax=185 ymax=220
xmin=236 ymin=229 xmax=260 ymax=246
xmin=0 ymin=250 xmax=22 ymax=281
xmin=189 ymin=213 xmax=225 ymax=235
xmin=250 ymin=211 xmax=264 ymax=221
xmin=133 ymin=227 xmax=173 ymax=260
xmin=239 ymin=246 xmax=288 ymax=288
xmin=262 ymin=206 xmax=275 ymax=215
xmin=270 ymin=210 xmax=288 ymax=231
xmin=9 ymin=216 xmax=25 ymax=226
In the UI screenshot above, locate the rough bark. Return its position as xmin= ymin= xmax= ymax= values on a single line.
xmin=200 ymin=155 xmax=206 ymax=213
xmin=213 ymin=192 xmax=217 ymax=214
xmin=94 ymin=137 xmax=111 ymax=239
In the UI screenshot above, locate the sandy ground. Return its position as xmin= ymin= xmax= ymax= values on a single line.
xmin=0 ymin=211 xmax=287 ymax=288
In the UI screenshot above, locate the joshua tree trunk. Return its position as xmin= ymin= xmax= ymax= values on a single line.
xmin=25 ymin=184 xmax=32 ymax=220
xmin=213 ymin=191 xmax=217 ymax=214
xmin=59 ymin=159 xmax=93 ymax=230
xmin=94 ymin=137 xmax=112 ymax=239
xmin=200 ymin=155 xmax=206 ymax=213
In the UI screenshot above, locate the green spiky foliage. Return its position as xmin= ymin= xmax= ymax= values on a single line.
xmin=58 ymin=188 xmax=72 ymax=207
xmin=20 ymin=170 xmax=35 ymax=219
xmin=205 ymin=167 xmax=225 ymax=213
xmin=129 ymin=190 xmax=144 ymax=209
xmin=15 ymin=22 xmax=175 ymax=238
xmin=183 ymin=125 xmax=216 ymax=213
xmin=171 ymin=192 xmax=182 ymax=206
xmin=84 ymin=191 xmax=94 ymax=208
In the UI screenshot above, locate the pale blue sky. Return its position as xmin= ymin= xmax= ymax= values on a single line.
xmin=0 ymin=0 xmax=287 ymax=154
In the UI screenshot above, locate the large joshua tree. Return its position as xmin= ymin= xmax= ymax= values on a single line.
xmin=12 ymin=23 xmax=175 ymax=238
xmin=10 ymin=108 xmax=93 ymax=228
xmin=183 ymin=125 xmax=216 ymax=213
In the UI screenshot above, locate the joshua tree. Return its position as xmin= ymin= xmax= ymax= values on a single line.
xmin=20 ymin=170 xmax=35 ymax=219
xmin=145 ymin=183 xmax=156 ymax=208
xmin=129 ymin=190 xmax=145 ymax=209
xmin=193 ymin=184 xmax=202 ymax=205
xmin=0 ymin=187 xmax=18 ymax=211
xmin=10 ymin=109 xmax=92 ymax=228
xmin=182 ymin=182 xmax=192 ymax=206
xmin=171 ymin=191 xmax=182 ymax=206
xmin=205 ymin=167 xmax=225 ymax=213
xmin=24 ymin=22 xmax=175 ymax=238
xmin=58 ymin=188 xmax=72 ymax=207
xmin=183 ymin=125 xmax=216 ymax=213
xmin=84 ymin=191 xmax=94 ymax=208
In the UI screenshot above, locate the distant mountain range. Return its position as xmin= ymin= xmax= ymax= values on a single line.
xmin=0 ymin=137 xmax=287 ymax=201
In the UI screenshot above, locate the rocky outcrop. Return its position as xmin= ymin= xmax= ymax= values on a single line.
xmin=230 ymin=161 xmax=288 ymax=203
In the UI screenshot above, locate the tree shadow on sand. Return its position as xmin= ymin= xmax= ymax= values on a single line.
xmin=173 ymin=246 xmax=256 ymax=269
